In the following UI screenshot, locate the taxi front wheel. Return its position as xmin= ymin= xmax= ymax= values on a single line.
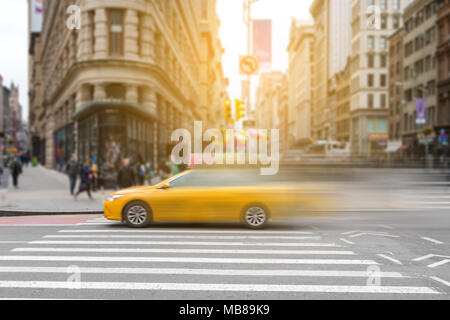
xmin=123 ymin=201 xmax=152 ymax=228
xmin=242 ymin=205 xmax=269 ymax=230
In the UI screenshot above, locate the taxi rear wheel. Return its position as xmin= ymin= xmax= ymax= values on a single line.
xmin=123 ymin=201 xmax=152 ymax=228
xmin=242 ymin=204 xmax=269 ymax=229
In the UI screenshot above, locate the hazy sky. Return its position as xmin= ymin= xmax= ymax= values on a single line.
xmin=217 ymin=0 xmax=313 ymax=109
xmin=0 ymin=0 xmax=28 ymax=122
xmin=0 ymin=0 xmax=313 ymax=121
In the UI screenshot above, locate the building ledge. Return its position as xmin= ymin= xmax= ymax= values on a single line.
xmin=72 ymin=99 xmax=158 ymax=122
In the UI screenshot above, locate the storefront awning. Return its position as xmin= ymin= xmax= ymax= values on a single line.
xmin=385 ymin=141 xmax=402 ymax=153
xmin=73 ymin=99 xmax=158 ymax=122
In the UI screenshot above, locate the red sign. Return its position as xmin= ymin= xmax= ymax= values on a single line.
xmin=252 ymin=20 xmax=272 ymax=68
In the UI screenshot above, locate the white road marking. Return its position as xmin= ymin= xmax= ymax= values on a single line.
xmin=0 ymin=256 xmax=378 ymax=265
xmin=340 ymin=238 xmax=354 ymax=245
xmin=29 ymin=240 xmax=341 ymax=247
xmin=348 ymin=232 xmax=399 ymax=238
xmin=0 ymin=241 xmax=28 ymax=244
xmin=0 ymin=281 xmax=439 ymax=294
xmin=412 ymin=254 xmax=450 ymax=262
xmin=430 ymin=276 xmax=450 ymax=287
xmin=427 ymin=259 xmax=450 ymax=268
xmin=0 ymin=266 xmax=406 ymax=278
xmin=58 ymin=229 xmax=315 ymax=235
xmin=43 ymin=235 xmax=322 ymax=240
xmin=377 ymin=254 xmax=402 ymax=265
xmin=12 ymin=247 xmax=355 ymax=255
xmin=421 ymin=237 xmax=444 ymax=244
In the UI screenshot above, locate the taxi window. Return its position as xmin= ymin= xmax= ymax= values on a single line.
xmin=169 ymin=170 xmax=263 ymax=188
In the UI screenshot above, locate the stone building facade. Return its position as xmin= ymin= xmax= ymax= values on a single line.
xmin=286 ymin=19 xmax=314 ymax=148
xmin=350 ymin=0 xmax=411 ymax=157
xmin=387 ymin=28 xmax=404 ymax=146
xmin=402 ymin=0 xmax=438 ymax=157
xmin=38 ymin=0 xmax=227 ymax=184
xmin=436 ymin=0 xmax=450 ymax=153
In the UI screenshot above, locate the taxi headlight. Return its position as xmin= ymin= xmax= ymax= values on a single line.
xmin=106 ymin=195 xmax=125 ymax=202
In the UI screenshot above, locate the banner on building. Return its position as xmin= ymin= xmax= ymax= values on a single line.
xmin=416 ymin=98 xmax=426 ymax=125
xmin=252 ymin=19 xmax=272 ymax=71
xmin=30 ymin=0 xmax=44 ymax=33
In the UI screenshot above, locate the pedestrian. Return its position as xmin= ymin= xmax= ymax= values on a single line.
xmin=91 ymin=160 xmax=98 ymax=191
xmin=136 ymin=155 xmax=146 ymax=186
xmin=167 ymin=155 xmax=180 ymax=176
xmin=117 ymin=158 xmax=136 ymax=189
xmin=9 ymin=158 xmax=22 ymax=188
xmin=74 ymin=159 xmax=93 ymax=200
xmin=146 ymin=160 xmax=155 ymax=185
xmin=65 ymin=156 xmax=79 ymax=195
xmin=159 ymin=158 xmax=171 ymax=180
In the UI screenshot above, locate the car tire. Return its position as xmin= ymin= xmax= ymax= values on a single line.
xmin=123 ymin=201 xmax=152 ymax=228
xmin=242 ymin=204 xmax=269 ymax=230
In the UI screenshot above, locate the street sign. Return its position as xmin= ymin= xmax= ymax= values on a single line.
xmin=239 ymin=55 xmax=259 ymax=75
xmin=438 ymin=129 xmax=448 ymax=145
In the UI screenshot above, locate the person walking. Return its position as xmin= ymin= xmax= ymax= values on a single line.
xmin=65 ymin=157 xmax=79 ymax=195
xmin=74 ymin=159 xmax=93 ymax=200
xmin=117 ymin=158 xmax=136 ymax=190
xmin=91 ymin=160 xmax=98 ymax=191
xmin=146 ymin=160 xmax=155 ymax=185
xmin=9 ymin=158 xmax=22 ymax=188
xmin=136 ymin=155 xmax=146 ymax=186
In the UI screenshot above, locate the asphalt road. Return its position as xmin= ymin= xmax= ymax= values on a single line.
xmin=0 ymin=169 xmax=449 ymax=300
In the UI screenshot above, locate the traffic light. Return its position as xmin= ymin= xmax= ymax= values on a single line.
xmin=224 ymin=98 xmax=234 ymax=123
xmin=235 ymin=99 xmax=246 ymax=121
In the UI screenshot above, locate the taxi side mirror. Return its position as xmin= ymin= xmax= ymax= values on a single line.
xmin=159 ymin=182 xmax=170 ymax=190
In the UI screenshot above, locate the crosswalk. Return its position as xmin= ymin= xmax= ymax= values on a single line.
xmin=0 ymin=217 xmax=444 ymax=298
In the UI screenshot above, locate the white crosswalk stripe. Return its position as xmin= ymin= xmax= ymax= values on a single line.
xmin=0 ymin=227 xmax=442 ymax=297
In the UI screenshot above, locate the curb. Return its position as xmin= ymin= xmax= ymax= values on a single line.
xmin=0 ymin=210 xmax=103 ymax=217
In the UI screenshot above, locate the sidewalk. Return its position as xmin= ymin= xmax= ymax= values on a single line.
xmin=0 ymin=165 xmax=110 ymax=213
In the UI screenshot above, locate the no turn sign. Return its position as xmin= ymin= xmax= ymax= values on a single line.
xmin=239 ymin=55 xmax=259 ymax=75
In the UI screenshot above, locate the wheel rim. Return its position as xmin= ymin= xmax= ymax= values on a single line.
xmin=245 ymin=207 xmax=266 ymax=227
xmin=127 ymin=205 xmax=147 ymax=225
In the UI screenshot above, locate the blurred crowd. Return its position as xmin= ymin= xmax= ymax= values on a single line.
xmin=66 ymin=155 xmax=187 ymax=200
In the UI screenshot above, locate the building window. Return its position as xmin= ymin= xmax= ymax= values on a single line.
xmin=377 ymin=118 xmax=387 ymax=132
xmin=109 ymin=10 xmax=124 ymax=55
xmin=368 ymin=94 xmax=374 ymax=108
xmin=381 ymin=55 xmax=387 ymax=68
xmin=381 ymin=16 xmax=387 ymax=29
xmin=394 ymin=0 xmax=401 ymax=10
xmin=89 ymin=11 xmax=95 ymax=54
xmin=381 ymin=94 xmax=387 ymax=108
xmin=368 ymin=36 xmax=375 ymax=50
xmin=393 ymin=16 xmax=400 ymax=29
xmin=380 ymin=37 xmax=387 ymax=50
xmin=368 ymin=118 xmax=375 ymax=132
xmin=368 ymin=74 xmax=374 ymax=87
xmin=380 ymin=74 xmax=387 ymax=87
xmin=368 ymin=54 xmax=374 ymax=68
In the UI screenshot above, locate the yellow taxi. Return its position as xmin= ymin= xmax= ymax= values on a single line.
xmin=104 ymin=169 xmax=336 ymax=229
